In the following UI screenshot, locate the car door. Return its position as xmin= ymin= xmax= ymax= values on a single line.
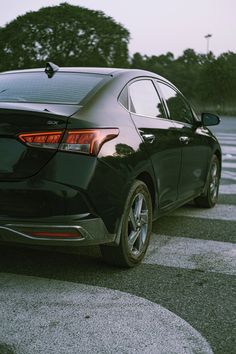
xmin=157 ymin=80 xmax=211 ymax=201
xmin=128 ymin=78 xmax=182 ymax=208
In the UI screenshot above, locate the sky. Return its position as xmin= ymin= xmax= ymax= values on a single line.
xmin=0 ymin=0 xmax=235 ymax=58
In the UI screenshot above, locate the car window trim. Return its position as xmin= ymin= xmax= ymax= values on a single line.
xmin=126 ymin=77 xmax=169 ymax=119
xmin=155 ymin=79 xmax=199 ymax=126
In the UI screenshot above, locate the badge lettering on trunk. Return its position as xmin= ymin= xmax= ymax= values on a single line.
xmin=47 ymin=121 xmax=58 ymax=125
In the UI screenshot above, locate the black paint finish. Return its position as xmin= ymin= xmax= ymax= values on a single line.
xmin=0 ymin=67 xmax=221 ymax=246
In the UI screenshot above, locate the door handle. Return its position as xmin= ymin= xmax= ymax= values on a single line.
xmin=142 ymin=133 xmax=156 ymax=144
xmin=179 ymin=136 xmax=190 ymax=144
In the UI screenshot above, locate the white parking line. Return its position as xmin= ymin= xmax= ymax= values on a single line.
xmin=145 ymin=235 xmax=236 ymax=276
xmin=220 ymin=184 xmax=236 ymax=194
xmin=221 ymin=172 xmax=236 ymax=181
xmin=218 ymin=139 xmax=236 ymax=146
xmin=222 ymin=162 xmax=236 ymax=169
xmin=222 ymin=146 xmax=236 ymax=154
xmin=216 ymin=133 xmax=236 ymax=138
xmin=222 ymin=171 xmax=236 ymax=177
xmin=169 ymin=204 xmax=236 ymax=221
xmin=0 ymin=273 xmax=213 ymax=354
xmin=219 ymin=135 xmax=236 ymax=182
xmin=223 ymin=154 xmax=236 ymax=161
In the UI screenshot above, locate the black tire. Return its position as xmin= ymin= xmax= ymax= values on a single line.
xmin=195 ymin=155 xmax=220 ymax=208
xmin=100 ymin=180 xmax=153 ymax=267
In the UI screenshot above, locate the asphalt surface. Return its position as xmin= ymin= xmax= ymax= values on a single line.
xmin=0 ymin=117 xmax=235 ymax=354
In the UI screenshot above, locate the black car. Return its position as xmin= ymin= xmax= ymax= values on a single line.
xmin=0 ymin=63 xmax=221 ymax=267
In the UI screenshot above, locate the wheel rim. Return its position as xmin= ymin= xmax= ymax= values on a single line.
xmin=127 ymin=193 xmax=149 ymax=257
xmin=209 ymin=161 xmax=219 ymax=201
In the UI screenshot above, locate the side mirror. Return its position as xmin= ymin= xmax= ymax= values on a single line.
xmin=201 ymin=112 xmax=220 ymax=126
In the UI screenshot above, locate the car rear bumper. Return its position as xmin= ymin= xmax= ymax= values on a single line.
xmin=0 ymin=153 xmax=125 ymax=235
xmin=0 ymin=215 xmax=115 ymax=247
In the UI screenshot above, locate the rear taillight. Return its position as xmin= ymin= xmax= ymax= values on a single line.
xmin=60 ymin=129 xmax=119 ymax=155
xmin=18 ymin=131 xmax=63 ymax=149
xmin=18 ymin=128 xmax=119 ymax=156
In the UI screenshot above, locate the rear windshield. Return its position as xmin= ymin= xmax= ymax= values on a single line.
xmin=0 ymin=72 xmax=106 ymax=104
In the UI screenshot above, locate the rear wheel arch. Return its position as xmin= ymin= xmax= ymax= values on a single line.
xmin=110 ymin=172 xmax=156 ymax=247
xmin=195 ymin=153 xmax=220 ymax=208
xmin=136 ymin=171 xmax=156 ymax=211
xmin=100 ymin=179 xmax=153 ymax=267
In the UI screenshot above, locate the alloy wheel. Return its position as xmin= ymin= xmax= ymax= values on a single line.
xmin=209 ymin=161 xmax=219 ymax=202
xmin=127 ymin=193 xmax=149 ymax=257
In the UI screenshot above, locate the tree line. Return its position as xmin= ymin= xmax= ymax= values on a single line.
xmin=0 ymin=3 xmax=235 ymax=115
xmin=131 ymin=50 xmax=236 ymax=115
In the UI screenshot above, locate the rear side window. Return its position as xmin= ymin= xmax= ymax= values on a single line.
xmin=0 ymin=72 xmax=106 ymax=104
xmin=118 ymin=86 xmax=129 ymax=109
xmin=129 ymin=80 xmax=166 ymax=118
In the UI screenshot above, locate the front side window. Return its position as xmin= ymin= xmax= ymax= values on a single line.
xmin=129 ymin=80 xmax=165 ymax=118
xmin=158 ymin=82 xmax=194 ymax=124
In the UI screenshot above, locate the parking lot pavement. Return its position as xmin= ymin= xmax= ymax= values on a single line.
xmin=0 ymin=273 xmax=213 ymax=354
xmin=0 ymin=119 xmax=235 ymax=354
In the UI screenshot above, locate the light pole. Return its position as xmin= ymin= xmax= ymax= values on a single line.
xmin=205 ymin=34 xmax=212 ymax=54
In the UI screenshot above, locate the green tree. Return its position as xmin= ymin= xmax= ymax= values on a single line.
xmin=130 ymin=49 xmax=236 ymax=115
xmin=130 ymin=51 xmax=175 ymax=78
xmin=172 ymin=49 xmax=204 ymax=103
xmin=0 ymin=2 xmax=130 ymax=71
xmin=197 ymin=51 xmax=236 ymax=113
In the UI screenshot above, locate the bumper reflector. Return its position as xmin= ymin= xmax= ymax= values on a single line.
xmin=30 ymin=231 xmax=81 ymax=238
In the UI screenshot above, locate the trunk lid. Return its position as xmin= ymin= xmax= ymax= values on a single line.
xmin=0 ymin=103 xmax=80 ymax=180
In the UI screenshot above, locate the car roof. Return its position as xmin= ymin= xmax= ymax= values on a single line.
xmin=0 ymin=66 xmax=173 ymax=88
xmin=1 ymin=66 xmax=165 ymax=79
xmin=1 ymin=67 xmax=127 ymax=75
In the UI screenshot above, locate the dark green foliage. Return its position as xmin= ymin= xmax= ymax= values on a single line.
xmin=0 ymin=3 xmax=130 ymax=70
xmin=0 ymin=2 xmax=235 ymax=115
xmin=130 ymin=50 xmax=236 ymax=116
